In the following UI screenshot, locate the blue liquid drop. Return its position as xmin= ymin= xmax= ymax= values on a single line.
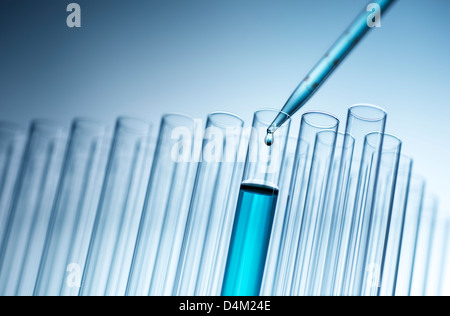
xmin=265 ymin=132 xmax=274 ymax=146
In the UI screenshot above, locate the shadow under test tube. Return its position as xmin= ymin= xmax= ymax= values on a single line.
xmin=0 ymin=120 xmax=66 ymax=296
xmin=221 ymin=110 xmax=291 ymax=296
xmin=394 ymin=176 xmax=425 ymax=296
xmin=80 ymin=118 xmax=151 ymax=296
xmin=173 ymin=112 xmax=245 ymax=296
xmin=378 ymin=155 xmax=413 ymax=296
xmin=328 ymin=105 xmax=387 ymax=296
xmin=260 ymin=137 xmax=298 ymax=296
xmin=358 ymin=134 xmax=402 ymax=296
xmin=34 ymin=119 xmax=106 ymax=296
xmin=272 ymin=112 xmax=338 ymax=296
xmin=291 ymin=129 xmax=339 ymax=296
xmin=126 ymin=114 xmax=198 ymax=296
xmin=0 ymin=123 xmax=26 ymax=246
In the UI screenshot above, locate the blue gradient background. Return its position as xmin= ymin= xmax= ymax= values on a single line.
xmin=0 ymin=0 xmax=449 ymax=210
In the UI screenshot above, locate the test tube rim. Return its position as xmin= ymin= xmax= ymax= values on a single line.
xmin=72 ymin=118 xmax=107 ymax=137
xmin=397 ymin=155 xmax=413 ymax=170
xmin=207 ymin=111 xmax=244 ymax=129
xmin=365 ymin=132 xmax=402 ymax=151
xmin=161 ymin=113 xmax=196 ymax=129
xmin=30 ymin=119 xmax=66 ymax=137
xmin=336 ymin=131 xmax=356 ymax=149
xmin=301 ymin=111 xmax=339 ymax=130
xmin=348 ymin=104 xmax=387 ymax=123
xmin=316 ymin=130 xmax=339 ymax=147
xmin=116 ymin=116 xmax=150 ymax=134
xmin=406 ymin=175 xmax=426 ymax=211
xmin=0 ymin=121 xmax=25 ymax=134
xmin=0 ymin=122 xmax=26 ymax=141
xmin=382 ymin=154 xmax=412 ymax=176
xmin=254 ymin=109 xmax=291 ymax=127
xmin=428 ymin=194 xmax=440 ymax=207
xmin=421 ymin=194 xmax=440 ymax=217
xmin=410 ymin=174 xmax=427 ymax=185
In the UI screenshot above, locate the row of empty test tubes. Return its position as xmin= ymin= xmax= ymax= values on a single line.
xmin=0 ymin=104 xmax=448 ymax=296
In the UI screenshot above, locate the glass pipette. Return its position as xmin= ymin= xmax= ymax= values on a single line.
xmin=266 ymin=0 xmax=397 ymax=142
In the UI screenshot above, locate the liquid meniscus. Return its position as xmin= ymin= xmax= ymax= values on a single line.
xmin=222 ymin=183 xmax=279 ymax=296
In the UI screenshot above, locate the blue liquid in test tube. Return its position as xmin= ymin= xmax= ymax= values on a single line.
xmin=221 ymin=109 xmax=290 ymax=296
xmin=222 ymin=183 xmax=279 ymax=296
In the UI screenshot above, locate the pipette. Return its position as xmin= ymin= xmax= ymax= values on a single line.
xmin=266 ymin=0 xmax=397 ymax=143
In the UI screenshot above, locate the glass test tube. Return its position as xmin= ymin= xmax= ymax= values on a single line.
xmin=260 ymin=137 xmax=298 ymax=296
xmin=424 ymin=208 xmax=448 ymax=296
xmin=378 ymin=155 xmax=413 ymax=296
xmin=221 ymin=110 xmax=291 ymax=296
xmin=126 ymin=114 xmax=198 ymax=296
xmin=173 ymin=112 xmax=244 ymax=296
xmin=394 ymin=176 xmax=425 ymax=296
xmin=319 ymin=132 xmax=355 ymax=296
xmin=0 ymin=122 xmax=26 ymax=246
xmin=0 ymin=120 xmax=66 ymax=296
xmin=202 ymin=134 xmax=248 ymax=296
xmin=34 ymin=119 xmax=106 ymax=296
xmin=343 ymin=131 xmax=393 ymax=296
xmin=333 ymin=105 xmax=387 ymax=296
xmin=80 ymin=118 xmax=151 ymax=296
xmin=357 ymin=134 xmax=402 ymax=296
xmin=272 ymin=112 xmax=339 ymax=296
xmin=307 ymin=132 xmax=355 ymax=296
xmin=409 ymin=194 xmax=438 ymax=296
xmin=291 ymin=130 xmax=339 ymax=296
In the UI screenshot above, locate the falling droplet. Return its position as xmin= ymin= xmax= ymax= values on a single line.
xmin=264 ymin=132 xmax=274 ymax=146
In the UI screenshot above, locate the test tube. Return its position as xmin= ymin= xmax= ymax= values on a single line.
xmin=126 ymin=114 xmax=198 ymax=296
xmin=272 ymin=112 xmax=339 ymax=296
xmin=291 ymin=130 xmax=339 ymax=296
xmin=409 ymin=194 xmax=439 ymax=296
xmin=394 ymin=176 xmax=425 ymax=296
xmin=0 ymin=120 xmax=66 ymax=296
xmin=307 ymin=132 xmax=355 ymax=296
xmin=333 ymin=105 xmax=387 ymax=296
xmin=33 ymin=119 xmax=106 ymax=296
xmin=260 ymin=137 xmax=298 ymax=296
xmin=378 ymin=155 xmax=413 ymax=296
xmin=0 ymin=122 xmax=25 ymax=246
xmin=424 ymin=208 xmax=448 ymax=296
xmin=173 ymin=112 xmax=244 ymax=296
xmin=342 ymin=131 xmax=393 ymax=296
xmin=201 ymin=134 xmax=248 ymax=296
xmin=357 ymin=134 xmax=402 ymax=296
xmin=221 ymin=109 xmax=291 ymax=296
xmin=80 ymin=117 xmax=151 ymax=296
